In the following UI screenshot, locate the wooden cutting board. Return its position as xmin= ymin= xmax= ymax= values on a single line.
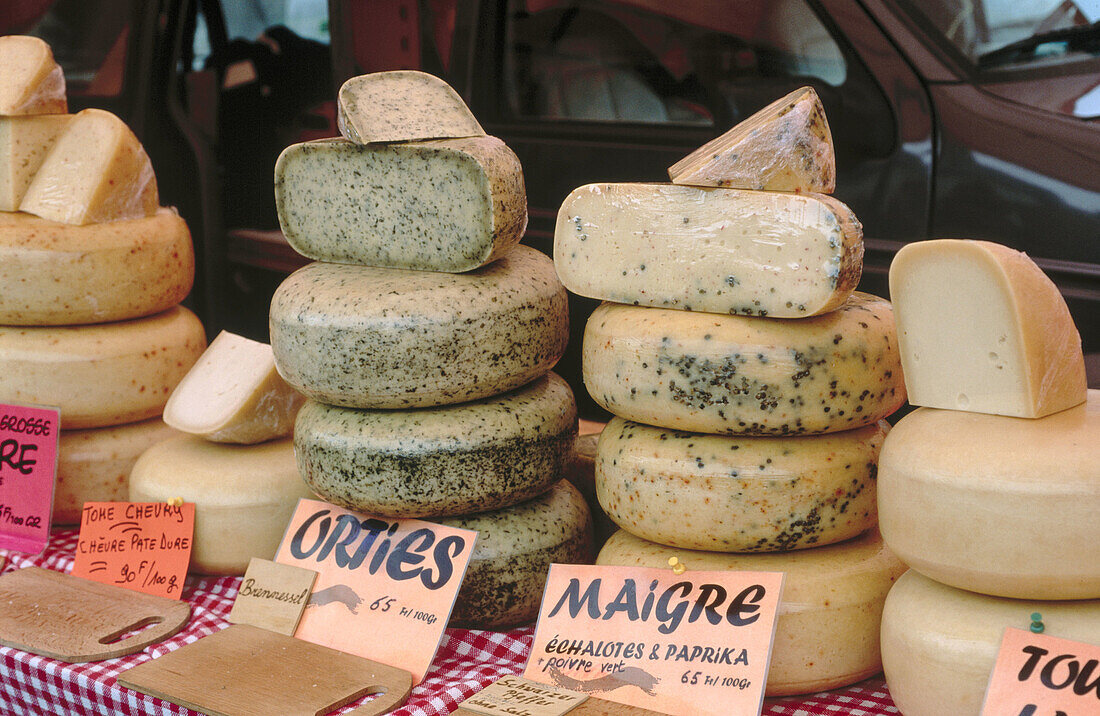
xmin=118 ymin=624 xmax=412 ymax=716
xmin=0 ymin=567 xmax=191 ymax=662
xmin=455 ymin=698 xmax=663 ymax=715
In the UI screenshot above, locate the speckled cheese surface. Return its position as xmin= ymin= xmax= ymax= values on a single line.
xmin=597 ymin=417 xmax=886 ymax=552
xmin=881 ymin=570 xmax=1100 ymax=716
xmin=1 ymin=115 xmax=73 ymax=210
xmin=435 ymin=480 xmax=593 ymax=630
xmin=555 ymin=183 xmax=862 ymax=318
xmin=583 ymin=293 xmax=906 ymax=436
xmin=336 ymin=70 xmax=485 ymax=143
xmin=0 ymin=208 xmax=194 ymax=325
xmin=270 ymin=245 xmax=568 ymax=409
xmin=129 ymin=435 xmax=316 ymax=575
xmin=295 ymin=373 xmax=577 ymax=518
xmin=0 ymin=306 xmax=206 ymax=429
xmin=0 ymin=36 xmax=67 ymax=115
xmin=598 ymin=528 xmax=906 ymax=696
xmin=878 ymin=390 xmax=1100 ymax=600
xmin=275 ymin=135 xmax=525 ymax=272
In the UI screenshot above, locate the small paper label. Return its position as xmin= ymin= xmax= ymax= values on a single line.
xmin=71 ymin=501 xmax=195 ymax=599
xmin=461 ymin=675 xmax=588 ymax=716
xmin=0 ymin=403 xmax=60 ymax=555
xmin=524 ymin=564 xmax=784 ymax=716
xmin=981 ymin=628 xmax=1100 ymax=715
xmin=228 ymin=558 xmax=318 ymax=635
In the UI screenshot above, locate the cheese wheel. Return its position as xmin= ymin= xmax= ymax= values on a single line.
xmin=1 ymin=115 xmax=73 ymax=210
xmin=881 ymin=570 xmax=1100 ymax=716
xmin=270 ymin=246 xmax=568 ymax=409
xmin=129 ymin=435 xmax=315 ymax=575
xmin=565 ymin=430 xmax=618 ymax=549
xmin=0 ymin=208 xmax=194 ymax=325
xmin=337 ymin=71 xmax=485 ymax=144
xmin=597 ymin=417 xmax=886 ymax=552
xmin=295 ymin=373 xmax=577 ymax=518
xmin=598 ymin=528 xmax=906 ymax=696
xmin=436 ymin=480 xmax=593 ymax=630
xmin=0 ymin=306 xmax=206 ymax=429
xmin=0 ymin=36 xmax=67 ymax=115
xmin=878 ymin=391 xmax=1100 ymax=600
xmin=582 ymin=293 xmax=906 ymax=436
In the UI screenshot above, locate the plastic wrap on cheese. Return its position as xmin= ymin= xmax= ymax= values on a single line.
xmin=0 ymin=36 xmax=67 ymax=115
xmin=337 ymin=70 xmax=485 ymax=144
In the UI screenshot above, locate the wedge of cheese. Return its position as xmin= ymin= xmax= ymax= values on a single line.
xmin=20 ymin=108 xmax=158 ymax=225
xmin=555 ymin=183 xmax=862 ymax=317
xmin=890 ymin=239 xmax=1086 ymax=418
xmin=275 ymin=135 xmax=525 ymax=272
xmin=337 ymin=70 xmax=485 ymax=144
xmin=0 ymin=36 xmax=67 ymax=115
xmin=0 ymin=208 xmax=194 ymax=325
xmin=0 ymin=114 xmax=73 ymax=210
xmin=669 ymin=86 xmax=835 ymax=193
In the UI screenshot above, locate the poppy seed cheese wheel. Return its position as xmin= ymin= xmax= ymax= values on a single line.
xmin=270 ymin=245 xmax=568 ymax=409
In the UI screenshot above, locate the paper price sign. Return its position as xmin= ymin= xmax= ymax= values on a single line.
xmin=525 ymin=564 xmax=784 ymax=716
xmin=275 ymin=498 xmax=477 ymax=684
xmin=0 ymin=403 xmax=60 ymax=555
xmin=981 ymin=628 xmax=1100 ymax=716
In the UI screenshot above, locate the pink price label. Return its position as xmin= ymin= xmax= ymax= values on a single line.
xmin=982 ymin=628 xmax=1100 ymax=715
xmin=0 ymin=403 xmax=60 ymax=555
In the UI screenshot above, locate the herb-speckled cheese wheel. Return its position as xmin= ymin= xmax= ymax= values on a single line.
xmin=583 ymin=293 xmax=905 ymax=435
xmin=275 ymin=135 xmax=525 ymax=272
xmin=598 ymin=528 xmax=905 ymax=696
xmin=129 ymin=435 xmax=316 ymax=575
xmin=295 ymin=373 xmax=577 ymax=518
xmin=270 ymin=245 xmax=568 ymax=409
xmin=597 ymin=417 xmax=886 ymax=552
xmin=881 ymin=570 xmax=1100 ymax=716
xmin=436 ymin=480 xmax=593 ymax=630
xmin=0 ymin=208 xmax=194 ymax=325
xmin=565 ymin=430 xmax=617 ymax=549
xmin=879 ymin=390 xmax=1100 ymax=600
xmin=0 ymin=306 xmax=205 ymax=429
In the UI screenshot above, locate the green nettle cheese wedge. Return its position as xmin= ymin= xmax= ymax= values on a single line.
xmin=274 ymin=135 xmax=526 ymax=272
xmin=337 ymin=70 xmax=485 ymax=144
xmin=554 ymin=183 xmax=862 ymax=318
xmin=294 ymin=373 xmax=577 ymax=518
xmin=269 ymin=245 xmax=568 ymax=409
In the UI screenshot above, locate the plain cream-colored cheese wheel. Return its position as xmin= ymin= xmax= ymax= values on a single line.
xmin=0 ymin=208 xmax=194 ymax=325
xmin=878 ymin=390 xmax=1100 ymax=600
xmin=598 ymin=528 xmax=906 ymax=696
xmin=0 ymin=306 xmax=205 ymax=429
xmin=129 ymin=435 xmax=315 ymax=575
xmin=881 ymin=570 xmax=1100 ymax=716
xmin=597 ymin=417 xmax=886 ymax=552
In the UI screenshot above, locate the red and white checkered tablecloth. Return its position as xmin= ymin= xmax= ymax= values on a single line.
xmin=0 ymin=529 xmax=899 ymax=715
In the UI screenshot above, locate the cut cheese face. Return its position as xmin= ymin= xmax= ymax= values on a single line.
xmin=598 ymin=528 xmax=906 ymax=696
xmin=555 ymin=183 xmax=862 ymax=318
xmin=20 ymin=108 xmax=158 ymax=225
xmin=337 ymin=70 xmax=485 ymax=144
xmin=881 ymin=570 xmax=1100 ymax=716
xmin=0 ymin=36 xmax=67 ymax=115
xmin=878 ymin=391 xmax=1100 ymax=600
xmin=163 ymin=331 xmax=304 ymax=444
xmin=890 ymin=239 xmax=1086 ymax=418
xmin=275 ymin=135 xmax=525 ymax=272
xmin=582 ymin=293 xmax=906 ymax=436
xmin=0 ymin=208 xmax=194 ymax=325
xmin=668 ymin=86 xmax=834 ymax=193
xmin=0 ymin=114 xmax=73 ymax=210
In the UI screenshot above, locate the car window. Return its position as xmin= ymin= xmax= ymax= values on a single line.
xmin=193 ymin=0 xmax=329 ymax=70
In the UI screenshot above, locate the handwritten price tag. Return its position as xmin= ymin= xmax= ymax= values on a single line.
xmin=0 ymin=403 xmax=60 ymax=554
xmin=71 ymin=502 xmax=194 ymax=599
xmin=982 ymin=628 xmax=1100 ymax=716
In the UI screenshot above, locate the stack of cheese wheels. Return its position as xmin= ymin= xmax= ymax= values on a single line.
xmin=879 ymin=239 xmax=1098 ymax=715
xmin=268 ymin=71 xmax=593 ymax=629
xmin=0 ymin=35 xmax=204 ymax=524
xmin=554 ymin=87 xmax=909 ymax=696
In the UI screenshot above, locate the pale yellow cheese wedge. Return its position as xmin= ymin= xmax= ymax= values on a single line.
xmin=890 ymin=239 xmax=1086 ymax=418
xmin=20 ymin=108 xmax=158 ymax=225
xmin=337 ymin=70 xmax=485 ymax=144
xmin=0 ymin=114 xmax=72 ymax=210
xmin=0 ymin=36 xmax=67 ymax=115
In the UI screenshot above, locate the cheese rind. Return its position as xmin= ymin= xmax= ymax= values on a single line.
xmin=597 ymin=417 xmax=886 ymax=552
xmin=881 ymin=570 xmax=1100 ymax=716
xmin=669 ymin=87 xmax=834 ymax=193
xmin=565 ymin=430 xmax=618 ymax=549
xmin=337 ymin=71 xmax=485 ymax=144
xmin=889 ymin=239 xmax=1086 ymax=418
xmin=0 ymin=36 xmax=67 ymax=115
xmin=555 ymin=183 xmax=862 ymax=317
xmin=0 ymin=208 xmax=194 ymax=325
xmin=598 ymin=528 xmax=905 ymax=696
xmin=274 ymin=135 xmax=525 ymax=272
xmin=0 ymin=306 xmax=206 ymax=429
xmin=878 ymin=391 xmax=1100 ymax=600
xmin=270 ymin=246 xmax=568 ymax=409
xmin=0 ymin=115 xmax=73 ymax=210
xmin=294 ymin=373 xmax=577 ymax=517
xmin=583 ymin=294 xmax=906 ymax=436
